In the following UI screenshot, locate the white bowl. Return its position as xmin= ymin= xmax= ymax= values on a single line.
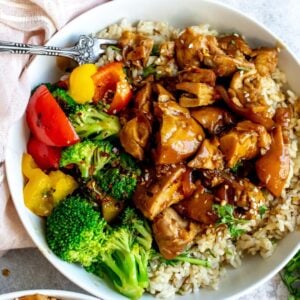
xmin=5 ymin=0 xmax=300 ymax=299
xmin=0 ymin=290 xmax=98 ymax=300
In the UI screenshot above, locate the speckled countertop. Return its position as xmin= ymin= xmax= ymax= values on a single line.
xmin=0 ymin=0 xmax=299 ymax=299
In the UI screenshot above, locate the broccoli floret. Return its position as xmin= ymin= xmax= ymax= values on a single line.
xmin=52 ymin=88 xmax=77 ymax=114
xmin=46 ymin=195 xmax=106 ymax=267
xmin=69 ymin=104 xmax=121 ymax=140
xmin=122 ymin=207 xmax=152 ymax=250
xmin=95 ymin=153 xmax=141 ymax=201
xmin=95 ymin=168 xmax=136 ymax=201
xmin=60 ymin=140 xmax=115 ymax=178
xmin=88 ymin=226 xmax=150 ymax=300
xmin=119 ymin=152 xmax=140 ymax=172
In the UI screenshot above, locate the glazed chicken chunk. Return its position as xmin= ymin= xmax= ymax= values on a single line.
xmin=133 ymin=165 xmax=186 ymax=220
xmin=256 ymin=125 xmax=290 ymax=197
xmin=120 ymin=84 xmax=152 ymax=160
xmin=174 ymin=186 xmax=217 ymax=224
xmin=120 ymin=114 xmax=151 ymax=160
xmin=178 ymin=67 xmax=217 ymax=86
xmin=175 ymin=27 xmax=253 ymax=76
xmin=134 ymin=82 xmax=153 ymax=116
xmin=154 ymin=100 xmax=205 ymax=164
xmin=251 ymin=47 xmax=278 ymax=76
xmin=229 ymin=69 xmax=271 ymax=116
xmin=219 ymin=120 xmax=271 ymax=168
xmin=191 ymin=106 xmax=235 ymax=135
xmin=204 ymin=54 xmax=254 ymax=77
xmin=175 ymin=27 xmax=221 ymax=69
xmin=176 ymin=82 xmax=215 ymax=107
xmin=217 ymin=34 xmax=252 ymax=58
xmin=156 ymin=83 xmax=176 ymax=102
xmin=119 ymin=31 xmax=154 ymax=67
xmin=188 ymin=138 xmax=224 ymax=170
xmin=152 ymin=207 xmax=199 ymax=259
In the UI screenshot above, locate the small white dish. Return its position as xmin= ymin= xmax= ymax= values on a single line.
xmin=5 ymin=0 xmax=300 ymax=299
xmin=0 ymin=290 xmax=99 ymax=300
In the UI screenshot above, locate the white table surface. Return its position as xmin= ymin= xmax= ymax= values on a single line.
xmin=0 ymin=0 xmax=299 ymax=299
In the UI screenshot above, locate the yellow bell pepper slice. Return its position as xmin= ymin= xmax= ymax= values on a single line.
xmin=69 ymin=63 xmax=97 ymax=104
xmin=22 ymin=153 xmax=39 ymax=179
xmin=48 ymin=170 xmax=79 ymax=205
xmin=23 ymin=169 xmax=53 ymax=217
xmin=22 ymin=153 xmax=79 ymax=216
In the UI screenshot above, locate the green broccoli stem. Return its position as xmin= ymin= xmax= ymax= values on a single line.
xmin=134 ymin=223 xmax=152 ymax=251
xmin=132 ymin=245 xmax=149 ymax=289
xmin=102 ymin=250 xmax=144 ymax=300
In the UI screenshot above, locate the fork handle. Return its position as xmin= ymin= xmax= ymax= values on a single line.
xmin=0 ymin=40 xmax=79 ymax=59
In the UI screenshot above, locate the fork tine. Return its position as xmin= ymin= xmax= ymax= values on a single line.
xmin=99 ymin=39 xmax=118 ymax=45
xmin=93 ymin=38 xmax=117 ymax=48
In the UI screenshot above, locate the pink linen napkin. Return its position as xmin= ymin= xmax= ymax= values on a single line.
xmin=0 ymin=0 xmax=108 ymax=252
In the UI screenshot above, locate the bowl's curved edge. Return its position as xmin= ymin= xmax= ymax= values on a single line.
xmin=225 ymin=239 xmax=300 ymax=300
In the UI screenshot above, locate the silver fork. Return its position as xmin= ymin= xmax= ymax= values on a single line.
xmin=0 ymin=35 xmax=118 ymax=65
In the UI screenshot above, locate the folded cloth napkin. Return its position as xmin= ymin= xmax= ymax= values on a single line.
xmin=0 ymin=0 xmax=108 ymax=252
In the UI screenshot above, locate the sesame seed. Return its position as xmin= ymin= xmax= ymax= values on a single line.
xmin=221 ymin=200 xmax=227 ymax=206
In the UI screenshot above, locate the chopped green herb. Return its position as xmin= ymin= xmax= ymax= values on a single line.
xmin=230 ymin=39 xmax=236 ymax=45
xmin=258 ymin=205 xmax=267 ymax=218
xmin=213 ymin=204 xmax=248 ymax=238
xmin=172 ymin=253 xmax=211 ymax=267
xmin=107 ymin=45 xmax=121 ymax=52
xmin=152 ymin=250 xmax=211 ymax=268
xmin=231 ymin=161 xmax=243 ymax=173
xmin=142 ymin=64 xmax=156 ymax=78
xmin=281 ymin=251 xmax=300 ymax=298
xmin=206 ymin=249 xmax=216 ymax=258
xmin=229 ymin=227 xmax=245 ymax=238
xmin=151 ymin=44 xmax=160 ymax=56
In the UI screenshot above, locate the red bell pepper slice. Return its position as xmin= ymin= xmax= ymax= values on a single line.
xmin=27 ymin=135 xmax=62 ymax=170
xmin=92 ymin=62 xmax=132 ymax=114
xmin=26 ymin=85 xmax=79 ymax=147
